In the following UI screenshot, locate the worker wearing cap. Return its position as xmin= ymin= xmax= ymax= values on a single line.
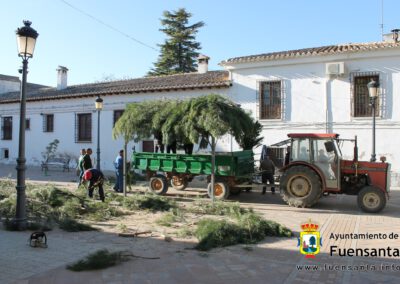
xmin=82 ymin=168 xmax=105 ymax=202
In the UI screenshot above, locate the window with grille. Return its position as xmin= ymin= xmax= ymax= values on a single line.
xmin=43 ymin=114 xmax=54 ymax=132
xmin=353 ymin=75 xmax=379 ymax=117
xmin=77 ymin=113 xmax=92 ymax=142
xmin=113 ymin=110 xmax=124 ymax=126
xmin=1 ymin=117 xmax=12 ymax=140
xmin=260 ymin=81 xmax=282 ymax=119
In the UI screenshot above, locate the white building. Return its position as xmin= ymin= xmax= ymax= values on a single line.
xmin=222 ymin=38 xmax=400 ymax=186
xmin=1 ymin=38 xmax=400 ymax=185
xmin=0 ymin=60 xmax=230 ymax=171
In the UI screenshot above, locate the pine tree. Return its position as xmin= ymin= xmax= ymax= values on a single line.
xmin=148 ymin=8 xmax=204 ymax=76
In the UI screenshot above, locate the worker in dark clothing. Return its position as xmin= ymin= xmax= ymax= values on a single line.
xmin=260 ymin=155 xmax=275 ymax=194
xmin=83 ymin=168 xmax=105 ymax=202
xmin=183 ymin=143 xmax=194 ymax=155
xmin=82 ymin=148 xmax=93 ymax=170
xmin=166 ymin=141 xmax=177 ymax=154
xmin=284 ymin=146 xmax=291 ymax=166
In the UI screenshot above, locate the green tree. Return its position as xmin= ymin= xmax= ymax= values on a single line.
xmin=148 ymin=8 xmax=204 ymax=76
xmin=113 ymin=100 xmax=173 ymax=143
xmin=42 ymin=139 xmax=60 ymax=160
xmin=236 ymin=120 xmax=263 ymax=150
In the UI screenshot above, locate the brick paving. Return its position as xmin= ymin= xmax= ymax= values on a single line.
xmin=1 ymin=164 xmax=400 ymax=284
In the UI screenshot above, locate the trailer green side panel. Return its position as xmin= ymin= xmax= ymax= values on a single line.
xmin=132 ymin=150 xmax=254 ymax=177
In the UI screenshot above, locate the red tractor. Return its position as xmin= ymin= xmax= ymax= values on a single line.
xmin=278 ymin=133 xmax=391 ymax=213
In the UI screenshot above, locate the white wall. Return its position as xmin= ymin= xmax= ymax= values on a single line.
xmin=0 ymin=88 xmax=229 ymax=171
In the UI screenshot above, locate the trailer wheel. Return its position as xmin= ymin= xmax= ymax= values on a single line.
xmin=149 ymin=174 xmax=168 ymax=195
xmin=207 ymin=182 xmax=229 ymax=200
xmin=170 ymin=175 xmax=188 ymax=191
xmin=280 ymin=166 xmax=322 ymax=208
xmin=357 ymin=186 xmax=386 ymax=213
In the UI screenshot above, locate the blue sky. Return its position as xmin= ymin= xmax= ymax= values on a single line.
xmin=1 ymin=0 xmax=399 ymax=87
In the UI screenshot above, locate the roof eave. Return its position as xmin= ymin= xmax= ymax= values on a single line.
xmin=0 ymin=82 xmax=232 ymax=104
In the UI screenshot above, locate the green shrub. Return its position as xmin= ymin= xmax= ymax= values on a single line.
xmin=189 ymin=200 xmax=248 ymax=217
xmin=58 ymin=198 xmax=85 ymax=220
xmin=85 ymin=201 xmax=123 ymax=221
xmin=28 ymin=186 xmax=84 ymax=207
xmin=236 ymin=212 xmax=292 ymax=242
xmin=194 ymin=212 xmax=293 ymax=251
xmin=66 ymin=249 xmax=129 ymax=271
xmin=59 ymin=218 xmax=97 ymax=232
xmin=156 ymin=213 xmax=177 ymax=227
xmin=0 ymin=196 xmax=17 ymax=218
xmin=0 ymin=180 xmax=14 ymax=201
xmin=26 ymin=198 xmax=59 ymax=223
xmin=122 ymin=194 xmax=176 ymax=212
xmin=195 ymin=219 xmax=242 ymax=251
xmin=176 ymin=227 xmax=195 ymax=238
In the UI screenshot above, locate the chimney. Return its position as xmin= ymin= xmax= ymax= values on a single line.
xmin=383 ymin=29 xmax=400 ymax=43
xmin=197 ymin=54 xmax=210 ymax=74
xmin=56 ymin=66 xmax=68 ymax=90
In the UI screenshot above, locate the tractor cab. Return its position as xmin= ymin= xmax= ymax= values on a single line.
xmin=288 ymin=133 xmax=341 ymax=190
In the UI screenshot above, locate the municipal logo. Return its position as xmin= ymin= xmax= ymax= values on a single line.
xmin=297 ymin=219 xmax=322 ymax=259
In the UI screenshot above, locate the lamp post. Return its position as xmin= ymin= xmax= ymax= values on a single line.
xmin=367 ymin=79 xmax=379 ymax=163
xmin=95 ymin=96 xmax=103 ymax=170
xmin=14 ymin=20 xmax=38 ymax=230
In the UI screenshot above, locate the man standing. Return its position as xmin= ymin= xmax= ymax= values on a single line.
xmin=77 ymin=148 xmax=86 ymax=187
xmin=83 ymin=148 xmax=93 ymax=171
xmin=260 ymin=155 xmax=275 ymax=194
xmin=114 ymin=150 xmax=124 ymax=193
xmin=284 ymin=146 xmax=291 ymax=166
xmin=82 ymin=168 xmax=105 ymax=202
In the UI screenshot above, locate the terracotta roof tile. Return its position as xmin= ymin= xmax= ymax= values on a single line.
xmin=0 ymin=71 xmax=230 ymax=104
xmin=221 ymin=42 xmax=400 ymax=64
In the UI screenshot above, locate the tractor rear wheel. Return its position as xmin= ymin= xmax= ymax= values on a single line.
xmin=280 ymin=166 xmax=322 ymax=208
xmin=170 ymin=175 xmax=188 ymax=191
xmin=149 ymin=174 xmax=168 ymax=195
xmin=207 ymin=182 xmax=229 ymax=200
xmin=357 ymin=186 xmax=386 ymax=213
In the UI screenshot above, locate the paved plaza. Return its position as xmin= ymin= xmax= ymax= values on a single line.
xmin=1 ymin=164 xmax=400 ymax=284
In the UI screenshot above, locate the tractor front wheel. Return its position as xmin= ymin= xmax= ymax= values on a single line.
xmin=207 ymin=182 xmax=229 ymax=200
xmin=357 ymin=186 xmax=386 ymax=213
xmin=149 ymin=174 xmax=169 ymax=195
xmin=280 ymin=166 xmax=322 ymax=208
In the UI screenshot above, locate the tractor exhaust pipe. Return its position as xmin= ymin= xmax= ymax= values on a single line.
xmin=353 ymin=135 xmax=358 ymax=162
xmin=353 ymin=135 xmax=359 ymax=176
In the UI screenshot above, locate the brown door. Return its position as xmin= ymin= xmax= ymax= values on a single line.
xmin=142 ymin=141 xmax=154 ymax=152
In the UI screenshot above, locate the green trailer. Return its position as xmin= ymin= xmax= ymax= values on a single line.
xmin=131 ymin=150 xmax=254 ymax=199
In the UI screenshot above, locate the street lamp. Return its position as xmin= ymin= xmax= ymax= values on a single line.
xmin=14 ymin=20 xmax=38 ymax=230
xmin=95 ymin=96 xmax=103 ymax=170
xmin=367 ymin=79 xmax=379 ymax=162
